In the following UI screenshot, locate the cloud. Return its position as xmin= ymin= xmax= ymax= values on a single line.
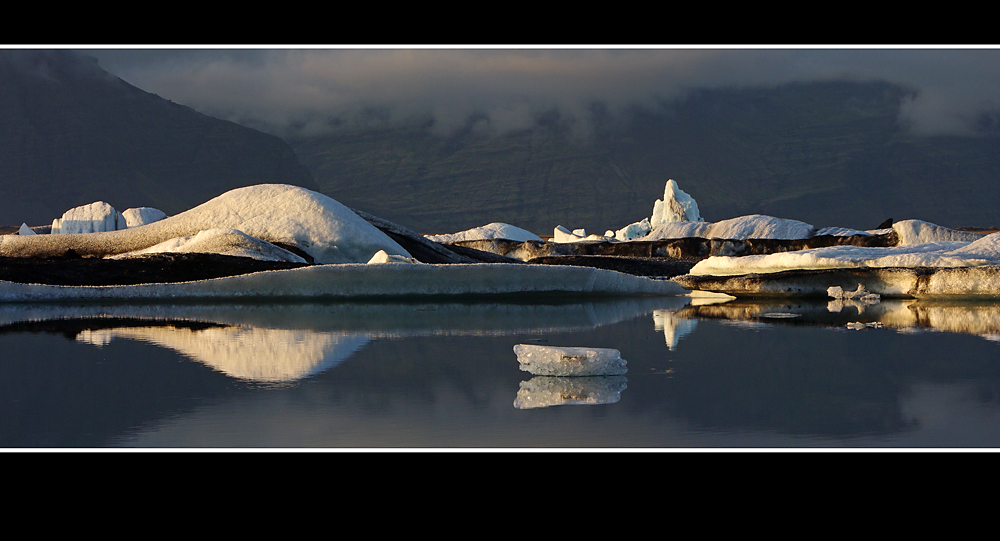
xmin=83 ymin=47 xmax=1000 ymax=138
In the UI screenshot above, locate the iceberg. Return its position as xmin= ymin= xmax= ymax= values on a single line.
xmin=614 ymin=218 xmax=652 ymax=241
xmin=17 ymin=223 xmax=34 ymax=235
xmin=650 ymin=179 xmax=702 ymax=227
xmin=647 ymin=214 xmax=816 ymax=241
xmin=425 ymin=222 xmax=542 ymax=243
xmin=51 ymin=201 xmax=126 ymax=234
xmin=123 ymin=207 xmax=167 ymax=228
xmin=893 ymin=220 xmax=984 ymax=245
xmin=513 ymin=344 xmax=628 ymax=376
xmin=2 ymin=184 xmax=411 ymax=264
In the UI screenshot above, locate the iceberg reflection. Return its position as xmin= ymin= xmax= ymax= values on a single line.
xmin=0 ymin=297 xmax=688 ymax=384
xmin=513 ymin=376 xmax=627 ymax=409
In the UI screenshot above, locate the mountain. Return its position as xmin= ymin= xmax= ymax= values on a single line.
xmin=289 ymin=80 xmax=1000 ymax=235
xmin=0 ymin=50 xmax=318 ymax=226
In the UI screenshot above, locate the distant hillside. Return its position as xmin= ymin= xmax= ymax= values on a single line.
xmin=290 ymin=80 xmax=1000 ymax=235
xmin=0 ymin=50 xmax=318 ymax=226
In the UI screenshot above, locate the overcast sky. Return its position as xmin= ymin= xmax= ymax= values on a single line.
xmin=79 ymin=47 xmax=1000 ymax=139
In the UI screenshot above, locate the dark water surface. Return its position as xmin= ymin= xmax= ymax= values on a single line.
xmin=3 ymin=296 xmax=1000 ymax=448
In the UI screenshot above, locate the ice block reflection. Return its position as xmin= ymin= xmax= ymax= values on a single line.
xmin=513 ymin=376 xmax=627 ymax=409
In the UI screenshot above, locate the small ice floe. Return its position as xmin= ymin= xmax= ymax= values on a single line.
xmin=828 ymin=283 xmax=881 ymax=303
xmin=513 ymin=375 xmax=627 ymax=409
xmin=17 ymin=223 xmax=34 ymax=235
xmin=846 ymin=321 xmax=885 ymax=330
xmin=513 ymin=344 xmax=627 ymax=376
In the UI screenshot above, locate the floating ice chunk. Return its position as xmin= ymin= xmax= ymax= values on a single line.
xmin=425 ymin=222 xmax=543 ymax=243
xmin=650 ymin=179 xmax=703 ymax=228
xmin=51 ymin=201 xmax=125 ymax=234
xmin=828 ymin=283 xmax=881 ymax=303
xmin=122 ymin=207 xmax=168 ymax=228
xmin=513 ymin=344 xmax=627 ymax=376
xmin=367 ymin=249 xmax=422 ymax=264
xmin=17 ymin=223 xmax=34 ymax=235
xmin=615 ymin=218 xmax=652 ymax=241
xmin=513 ymin=376 xmax=627 ymax=408
xmin=893 ymin=219 xmax=984 ymax=246
xmin=114 ymin=228 xmax=307 ymax=263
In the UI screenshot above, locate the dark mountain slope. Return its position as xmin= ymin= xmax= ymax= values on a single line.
xmin=0 ymin=50 xmax=318 ymax=226
xmin=293 ymin=80 xmax=1000 ymax=234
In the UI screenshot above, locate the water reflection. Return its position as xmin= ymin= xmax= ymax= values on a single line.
xmin=514 ymin=376 xmax=628 ymax=409
xmin=2 ymin=294 xmax=1000 ymax=447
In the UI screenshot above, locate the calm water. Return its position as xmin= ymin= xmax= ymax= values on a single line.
xmin=3 ymin=295 xmax=1000 ymax=448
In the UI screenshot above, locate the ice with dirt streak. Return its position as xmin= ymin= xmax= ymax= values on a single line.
xmin=425 ymin=222 xmax=542 ymax=243
xmin=513 ymin=344 xmax=627 ymax=376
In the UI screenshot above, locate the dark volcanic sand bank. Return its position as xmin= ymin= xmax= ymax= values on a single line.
xmin=0 ymin=253 xmax=309 ymax=286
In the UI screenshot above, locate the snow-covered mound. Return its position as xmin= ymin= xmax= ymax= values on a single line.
xmin=425 ymin=222 xmax=542 ymax=243
xmin=51 ymin=201 xmax=126 ymax=234
xmin=651 ymin=179 xmax=702 ymax=227
xmin=0 ymin=263 xmax=689 ymax=302
xmin=893 ymin=219 xmax=984 ymax=245
xmin=1 ymin=184 xmax=411 ymax=264
xmin=123 ymin=207 xmax=167 ymax=228
xmin=114 ymin=228 xmax=307 ymax=263
xmin=646 ymin=214 xmax=816 ymax=241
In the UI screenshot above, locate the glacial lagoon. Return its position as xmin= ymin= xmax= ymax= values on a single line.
xmin=4 ymin=294 xmax=1000 ymax=449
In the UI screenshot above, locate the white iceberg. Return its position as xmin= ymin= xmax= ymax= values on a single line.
xmin=893 ymin=220 xmax=984 ymax=246
xmin=123 ymin=207 xmax=168 ymax=228
xmin=17 ymin=223 xmax=34 ymax=235
xmin=646 ymin=214 xmax=816 ymax=241
xmin=614 ymin=218 xmax=652 ymax=241
xmin=513 ymin=344 xmax=627 ymax=376
xmin=650 ymin=179 xmax=702 ymax=227
xmin=425 ymin=222 xmax=543 ymax=243
xmin=51 ymin=201 xmax=126 ymax=234
xmin=2 ymin=184 xmax=411 ymax=264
